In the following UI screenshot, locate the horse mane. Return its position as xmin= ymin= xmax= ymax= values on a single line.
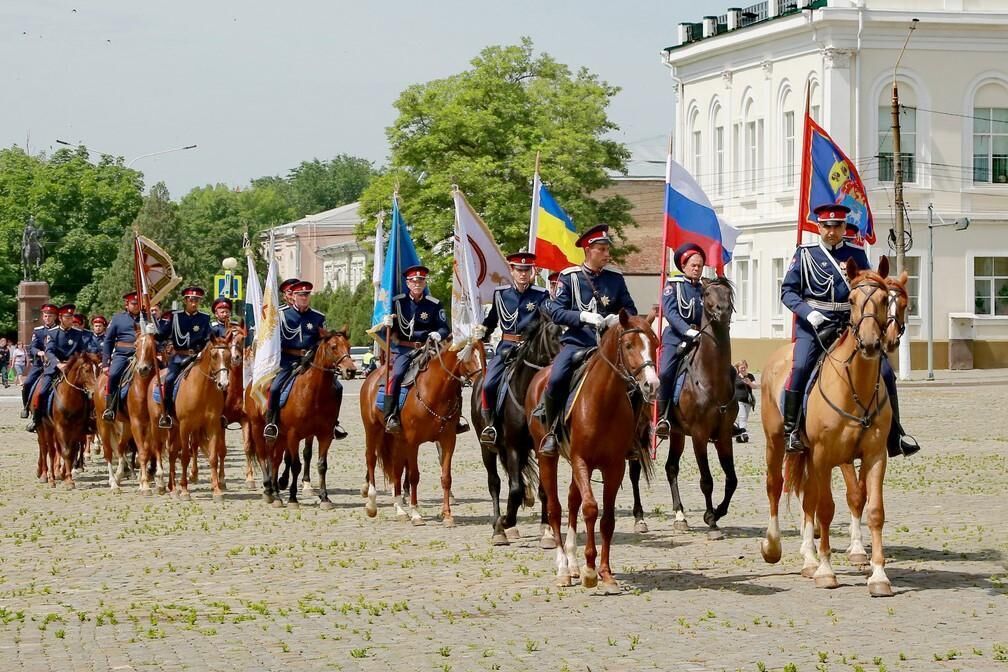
xmin=703 ymin=276 xmax=736 ymax=315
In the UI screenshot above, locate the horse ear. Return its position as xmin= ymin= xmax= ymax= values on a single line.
xmin=341 ymin=324 xmax=349 ymax=337
xmin=898 ymin=270 xmax=908 ymax=287
xmin=701 ymin=277 xmax=711 ymax=288
xmin=645 ymin=305 xmax=658 ymax=324
xmin=319 ymin=327 xmax=330 ymax=339
xmin=877 ymin=255 xmax=890 ymax=279
xmin=618 ymin=308 xmax=629 ymax=328
xmin=845 ymin=258 xmax=859 ymax=280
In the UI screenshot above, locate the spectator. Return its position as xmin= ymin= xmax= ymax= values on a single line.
xmin=0 ymin=337 xmax=9 ymax=388
xmin=734 ymin=359 xmax=758 ymax=443
xmin=12 ymin=342 xmax=27 ymax=386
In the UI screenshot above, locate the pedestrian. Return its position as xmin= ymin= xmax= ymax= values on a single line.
xmin=734 ymin=359 xmax=757 ymax=443
xmin=12 ymin=342 xmax=26 ymax=385
xmin=0 ymin=337 xmax=10 ymax=388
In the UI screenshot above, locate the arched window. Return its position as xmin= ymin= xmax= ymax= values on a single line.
xmin=689 ymin=107 xmax=702 ymax=182
xmin=808 ymin=79 xmax=821 ymax=123
xmin=779 ymin=86 xmax=795 ymax=188
xmin=740 ymin=96 xmax=764 ymax=194
xmin=972 ymin=82 xmax=1008 ymax=184
xmin=878 ymin=83 xmax=917 ymax=182
xmin=711 ymin=101 xmax=724 ymax=195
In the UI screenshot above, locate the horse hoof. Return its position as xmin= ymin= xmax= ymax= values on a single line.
xmin=760 ymin=539 xmax=782 ymax=564
xmin=277 ymin=477 xmax=288 ymax=490
xmin=288 ymin=501 xmax=299 ymax=510
xmin=869 ymin=581 xmax=894 ymax=598
xmin=360 ymin=484 xmax=369 ymax=498
xmin=271 ymin=499 xmax=285 ymax=509
xmin=411 ymin=516 xmax=425 ymax=527
xmin=364 ymin=502 xmax=377 ymax=518
xmin=319 ymin=500 xmax=334 ymax=511
xmin=540 ymin=535 xmax=557 ymax=550
xmin=65 ymin=481 xmax=76 ymax=491
xmin=138 ymin=488 xmax=152 ymax=497
xmin=213 ymin=494 xmax=225 ymax=504
xmin=848 ymin=552 xmax=869 ymax=568
xmin=634 ymin=519 xmax=649 ymax=534
xmin=180 ymin=492 xmax=192 ymax=502
xmin=262 ymin=492 xmax=274 ymax=504
xmin=246 ymin=480 xmax=256 ymax=491
xmin=38 ymin=475 xmax=48 ymax=484
xmin=556 ymin=572 xmax=572 ymax=587
xmin=801 ymin=565 xmax=818 ymax=579
xmin=504 ymin=526 xmax=520 ymax=541
xmin=597 ymin=580 xmax=621 ymax=596
xmin=49 ymin=480 xmax=56 ymax=489
xmin=396 ymin=512 xmax=409 ymax=523
xmin=157 ymin=485 xmax=166 ymax=496
xmin=673 ymin=520 xmax=690 ymax=532
xmin=707 ymin=529 xmax=725 ymax=541
xmin=219 ymin=481 xmax=227 ymax=492
xmin=301 ymin=482 xmax=312 ymax=493
xmin=442 ymin=516 xmax=455 ymax=529
xmin=580 ymin=567 xmax=598 ymax=589
xmin=491 ymin=533 xmax=509 ymax=546
xmin=814 ymin=574 xmax=839 ymax=589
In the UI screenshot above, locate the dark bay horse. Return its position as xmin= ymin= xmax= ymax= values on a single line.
xmin=94 ymin=329 xmax=158 ymax=492
xmin=360 ymin=337 xmax=484 ymax=526
xmin=245 ymin=329 xmax=355 ymax=508
xmin=761 ymin=258 xmax=896 ymax=596
xmin=36 ymin=352 xmax=101 ymax=488
xmin=662 ymin=276 xmax=739 ymax=539
xmin=471 ymin=311 xmax=561 ymax=546
xmin=526 ymin=309 xmax=659 ymax=593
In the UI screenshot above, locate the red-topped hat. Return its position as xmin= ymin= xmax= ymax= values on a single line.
xmin=279 ymin=278 xmax=300 ymax=294
xmin=813 ymin=203 xmax=851 ymax=223
xmin=212 ymin=297 xmax=233 ymax=311
xmin=91 ymin=315 xmax=107 ymax=326
xmin=72 ymin=313 xmax=86 ymax=326
xmin=290 ymin=281 xmax=314 ymax=294
xmin=403 ymin=265 xmax=430 ymax=280
xmin=122 ymin=291 xmax=139 ymax=302
xmin=547 ymin=271 xmax=560 ymax=282
xmin=575 ymin=224 xmax=612 ymax=249
xmin=506 ymin=252 xmax=537 ymax=268
xmin=59 ymin=304 xmax=77 ymax=317
xmin=181 ymin=286 xmax=205 ymax=299
xmin=673 ymin=243 xmax=706 ymax=272
xmin=41 ymin=303 xmax=59 ymax=314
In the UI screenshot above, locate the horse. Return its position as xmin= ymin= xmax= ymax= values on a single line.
xmin=760 ymin=257 xmax=895 ymax=596
xmin=661 ymin=276 xmax=740 ymax=539
xmin=526 ymin=309 xmax=659 ymax=592
xmin=148 ymin=335 xmax=232 ymax=500
xmin=470 ymin=311 xmax=561 ymax=546
xmin=360 ymin=336 xmax=485 ymax=526
xmin=35 ymin=352 xmax=101 ymax=488
xmin=93 ymin=329 xmax=159 ymax=492
xmin=245 ymin=329 xmax=356 ymax=508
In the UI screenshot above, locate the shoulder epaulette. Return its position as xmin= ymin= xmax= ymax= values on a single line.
xmin=560 ymin=266 xmax=581 ymax=276
xmin=308 ymin=308 xmax=326 ymax=318
xmin=495 ymin=284 xmax=511 ymax=292
xmin=799 ymin=242 xmax=818 ymax=249
xmin=528 ymin=285 xmax=547 ymax=293
xmin=279 ymin=304 xmax=291 ymax=311
xmin=669 ymin=275 xmax=686 ymax=283
xmin=603 ymin=264 xmax=624 ymax=275
xmin=426 ymin=295 xmax=441 ymax=305
xmin=33 ymin=325 xmax=46 ymax=331
xmin=392 ymin=293 xmax=406 ymax=301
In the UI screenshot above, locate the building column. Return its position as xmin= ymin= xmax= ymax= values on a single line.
xmin=822 ymin=48 xmax=854 ymax=148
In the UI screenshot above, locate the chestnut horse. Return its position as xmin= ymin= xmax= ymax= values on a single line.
xmin=760 ymin=258 xmax=895 ymax=596
xmin=148 ymin=335 xmax=232 ymax=500
xmin=661 ymin=276 xmax=739 ymax=538
xmin=360 ymin=336 xmax=484 ymax=526
xmin=244 ymin=329 xmax=355 ymax=508
xmin=94 ymin=329 xmax=159 ymax=492
xmin=35 ymin=352 xmax=101 ymax=488
xmin=526 ymin=309 xmax=659 ymax=593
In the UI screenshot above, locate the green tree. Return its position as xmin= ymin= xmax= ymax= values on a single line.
xmin=358 ymin=38 xmax=632 ymax=302
xmin=252 ymin=155 xmax=375 ymax=220
xmin=311 ymin=279 xmax=374 ymax=346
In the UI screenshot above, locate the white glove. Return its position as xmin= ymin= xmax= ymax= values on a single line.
xmin=806 ymin=311 xmax=827 ymax=329
xmin=429 ymin=332 xmax=442 ymax=343
xmin=602 ymin=314 xmax=619 ymax=329
xmin=143 ymin=323 xmax=158 ymax=335
xmin=685 ymin=328 xmax=700 ymax=339
xmin=382 ymin=314 xmax=394 ymax=328
xmin=473 ymin=325 xmax=487 ymax=340
xmin=579 ymin=311 xmax=603 ymax=327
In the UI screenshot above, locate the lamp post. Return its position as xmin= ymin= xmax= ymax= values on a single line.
xmin=926 ymin=203 xmax=969 ymax=381
xmin=222 ymin=257 xmax=238 ymax=300
xmin=56 ymin=139 xmax=197 ymax=166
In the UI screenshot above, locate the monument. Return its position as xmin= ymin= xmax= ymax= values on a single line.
xmin=17 ymin=216 xmax=49 ymax=347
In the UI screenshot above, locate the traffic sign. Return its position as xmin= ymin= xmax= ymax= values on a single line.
xmin=214 ymin=274 xmax=244 ymax=300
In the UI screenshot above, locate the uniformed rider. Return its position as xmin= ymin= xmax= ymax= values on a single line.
xmin=210 ymin=297 xmax=233 ymax=338
xmin=379 ymin=265 xmax=451 ymax=434
xmin=654 ymin=243 xmax=706 ymax=439
xmin=537 ymin=224 xmax=637 ymax=456
xmin=156 ymin=286 xmax=212 ymax=428
xmin=27 ymin=304 xmax=86 ymax=432
xmin=20 ymin=303 xmax=58 ymax=420
xmin=91 ymin=315 xmax=108 ymax=352
xmin=72 ymin=313 xmax=101 ymax=354
xmin=477 ymin=252 xmax=550 ymax=449
xmin=101 ymin=292 xmax=144 ymax=420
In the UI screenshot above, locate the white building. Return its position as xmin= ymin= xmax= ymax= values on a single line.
xmin=662 ymin=0 xmax=1008 ymax=368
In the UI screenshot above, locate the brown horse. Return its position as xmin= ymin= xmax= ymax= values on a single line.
xmin=662 ymin=276 xmax=739 ymax=538
xmin=148 ymin=335 xmax=232 ymax=500
xmin=35 ymin=352 xmax=101 ymax=488
xmin=191 ymin=326 xmax=246 ymax=489
xmin=245 ymin=329 xmax=355 ymax=507
xmin=360 ymin=337 xmax=484 ymax=526
xmin=760 ymin=258 xmax=895 ymax=596
xmin=93 ymin=329 xmax=159 ymax=492
xmin=526 ymin=309 xmax=659 ymax=593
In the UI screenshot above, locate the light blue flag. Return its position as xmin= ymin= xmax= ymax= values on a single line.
xmin=371 ymin=195 xmax=421 ymax=329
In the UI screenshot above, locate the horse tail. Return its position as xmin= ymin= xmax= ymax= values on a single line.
xmin=782 ymin=450 xmax=807 ymax=499
xmin=520 ymin=445 xmax=540 ymax=498
xmin=375 ymin=439 xmax=396 ymax=485
xmin=635 ymin=440 xmax=656 ymax=485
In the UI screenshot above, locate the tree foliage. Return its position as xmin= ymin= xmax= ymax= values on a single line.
xmin=311 ymin=280 xmax=374 ymax=346
xmin=252 ymin=155 xmax=375 ymax=221
xmin=358 ymin=38 xmax=632 ymax=302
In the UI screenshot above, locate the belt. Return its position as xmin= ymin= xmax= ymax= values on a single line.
xmin=114 ymin=341 xmax=136 ymax=349
xmin=174 ymin=349 xmax=193 ymax=356
xmin=393 ymin=339 xmax=423 ymax=350
xmin=500 ymin=333 xmax=524 ymax=343
xmin=283 ymin=348 xmax=307 ymax=357
xmin=806 ymin=300 xmax=850 ymax=313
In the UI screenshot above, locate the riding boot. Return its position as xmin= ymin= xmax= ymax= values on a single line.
xmin=19 ymin=405 xmax=29 ymax=419
xmin=263 ymin=392 xmax=280 ymax=440
xmin=102 ymin=392 xmax=116 ymax=421
xmin=479 ymin=407 xmax=498 ymax=451
xmin=383 ymin=393 xmax=402 ymax=434
xmin=886 ymin=393 xmax=920 ymax=457
xmin=782 ymin=390 xmax=804 ymax=454
xmin=539 ymin=392 xmax=563 ymax=457
xmin=158 ymin=392 xmax=174 ymax=429
xmin=26 ymin=407 xmax=42 ymax=433
xmin=654 ymin=397 xmax=672 ymax=440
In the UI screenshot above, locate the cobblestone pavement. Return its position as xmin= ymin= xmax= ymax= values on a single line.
xmin=0 ymin=380 xmax=1004 ymax=672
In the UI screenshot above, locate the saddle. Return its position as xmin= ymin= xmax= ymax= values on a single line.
xmin=371 ymin=347 xmax=433 ymax=411
xmin=776 ymin=331 xmax=848 ymax=420
xmin=151 ymin=357 xmax=198 ymax=405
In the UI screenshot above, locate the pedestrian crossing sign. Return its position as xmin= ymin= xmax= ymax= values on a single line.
xmin=214 ymin=274 xmax=244 ymax=300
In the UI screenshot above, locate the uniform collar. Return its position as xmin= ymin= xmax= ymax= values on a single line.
xmin=821 ymin=240 xmax=844 ymax=252
xmin=513 ymin=283 xmax=530 ymax=293
xmin=581 ymin=263 xmax=603 ymax=276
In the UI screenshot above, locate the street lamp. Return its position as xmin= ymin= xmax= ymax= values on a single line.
xmin=926 ymin=203 xmax=969 ymax=381
xmin=55 ymin=139 xmax=197 ymax=166
xmin=221 ymin=257 xmax=238 ymax=300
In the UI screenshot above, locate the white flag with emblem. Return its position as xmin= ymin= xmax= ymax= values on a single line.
xmin=243 ymin=239 xmax=263 ymax=391
xmin=250 ymin=233 xmax=281 ymax=409
xmin=451 ymin=187 xmax=510 ymax=342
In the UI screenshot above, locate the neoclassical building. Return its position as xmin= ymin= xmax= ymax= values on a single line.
xmin=662 ymin=0 xmax=1008 ymax=368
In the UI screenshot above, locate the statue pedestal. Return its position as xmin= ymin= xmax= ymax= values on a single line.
xmin=18 ymin=281 xmax=50 ymax=348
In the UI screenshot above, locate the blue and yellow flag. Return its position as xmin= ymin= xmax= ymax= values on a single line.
xmin=370 ymin=194 xmax=421 ymax=332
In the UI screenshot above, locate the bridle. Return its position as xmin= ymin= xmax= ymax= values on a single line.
xmin=306 ymin=335 xmax=353 ymax=375
xmin=58 ymin=357 xmax=98 ymax=399
xmin=196 ymin=344 xmax=231 ymax=381
xmin=847 ymin=279 xmax=888 ymax=357
xmin=597 ymin=325 xmax=656 ymax=402
xmin=885 ymin=284 xmax=908 ymax=348
xmin=430 ymin=338 xmax=483 ymax=385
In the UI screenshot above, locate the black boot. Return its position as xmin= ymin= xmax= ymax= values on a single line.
xmin=263 ymin=405 xmax=279 ymax=440
xmin=26 ymin=407 xmax=42 ymax=433
xmin=654 ymin=397 xmax=672 ymax=440
xmin=158 ymin=388 xmax=174 ymax=429
xmin=783 ymin=390 xmax=804 ymax=454
xmin=479 ymin=407 xmax=497 ymax=451
xmin=539 ymin=392 xmax=563 ymax=457
xmin=102 ymin=392 xmax=116 ymax=421
xmin=886 ymin=393 xmax=920 ymax=457
xmin=383 ymin=392 xmax=401 ymax=434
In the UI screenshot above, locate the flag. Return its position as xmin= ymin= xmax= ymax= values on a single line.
xmin=372 ymin=210 xmax=385 ymax=306
xmin=133 ymin=235 xmax=181 ymax=316
xmin=452 ymin=187 xmax=510 ymax=342
xmin=663 ymin=155 xmax=740 ymax=274
xmin=527 ymin=172 xmax=583 ymax=273
xmin=369 ymin=194 xmax=421 ymax=347
xmin=250 ymin=233 xmax=281 ymax=410
xmin=797 ymin=110 xmax=875 ymax=246
xmin=243 ymin=234 xmax=262 ymax=389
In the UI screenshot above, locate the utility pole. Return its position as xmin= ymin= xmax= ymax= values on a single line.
xmin=891 ymin=18 xmax=918 ymax=276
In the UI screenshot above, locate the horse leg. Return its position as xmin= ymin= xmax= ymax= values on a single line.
xmin=215 ymin=430 xmax=227 ymax=492
xmin=812 ymin=465 xmax=839 ymax=589
xmin=862 ymin=450 xmax=892 ymax=596
xmin=258 ymin=446 xmax=274 ymax=504
xmin=665 ymin=434 xmax=689 ymax=531
xmin=760 ymin=429 xmax=786 ymax=564
xmin=408 ymin=451 xmax=424 ymax=526
xmin=55 ymin=425 xmax=76 ymax=489
xmin=712 ymin=435 xmax=738 ymax=523
xmin=539 ymin=453 xmax=568 ymax=586
xmin=285 ymin=440 xmax=302 ymax=509
xmin=538 ymin=482 xmax=555 ymax=549
xmin=798 ymin=464 xmax=820 ymax=578
xmin=840 ymin=462 xmax=869 ymax=568
xmin=435 ymin=441 xmax=456 ymax=508
xmin=693 ymin=436 xmax=721 ymax=538
xmin=269 ymin=443 xmax=286 ymax=508
xmin=178 ymin=432 xmax=192 ymax=501
xmin=302 ymin=438 xmax=313 ymax=490
xmin=571 ymin=458 xmax=598 ymax=589
xmin=436 ymin=438 xmax=457 ymax=527
xmin=483 ymin=444 xmax=506 ymax=544
xmin=242 ymin=421 xmax=256 ymax=490
xmin=503 ymin=447 xmax=525 ymax=541
xmin=278 ymin=450 xmax=291 ymax=491
xmin=315 ymin=436 xmax=334 ymax=510
xmin=208 ymin=428 xmax=225 ymax=502
xmin=363 ymin=434 xmax=379 ymax=518
xmin=628 ymin=458 xmax=648 ymax=533
xmin=154 ymin=429 xmax=169 ymax=495
xmin=597 ymin=458 xmax=626 ymax=594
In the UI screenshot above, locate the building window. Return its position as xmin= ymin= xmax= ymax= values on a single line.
xmin=903 ymin=256 xmax=921 ymax=317
xmin=878 ymin=105 xmax=916 ymax=182
xmin=733 ymin=258 xmax=751 ymax=318
xmin=323 ymin=260 xmax=336 ymax=289
xmin=772 ymin=257 xmax=786 ymax=317
xmin=714 ymin=126 xmax=724 ymax=195
xmin=692 ymin=130 xmax=702 ymax=181
xmin=351 ymin=257 xmax=365 ymax=287
xmin=810 ymin=104 xmax=820 ymax=123
xmin=783 ymin=111 xmax=795 ymax=187
xmin=974 ymin=256 xmax=1008 ymax=316
xmin=973 ymin=107 xmax=1008 ymax=184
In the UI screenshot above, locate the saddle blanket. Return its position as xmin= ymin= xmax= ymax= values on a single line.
xmin=151 ymin=374 xmax=186 ymax=405
xmin=374 ymin=386 xmax=410 ymax=410
xmin=778 ymin=356 xmax=825 ymax=418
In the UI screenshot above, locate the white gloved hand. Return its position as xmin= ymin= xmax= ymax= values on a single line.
xmin=806 ymin=310 xmax=827 ymax=329
xmin=382 ymin=314 xmax=394 ymax=328
xmin=602 ymin=314 xmax=620 ymax=329
xmin=579 ymin=311 xmax=603 ymax=327
xmin=143 ymin=323 xmax=158 ymax=335
xmin=685 ymin=328 xmax=700 ymax=339
xmin=473 ymin=325 xmax=487 ymax=340
xmin=429 ymin=332 xmax=442 ymax=343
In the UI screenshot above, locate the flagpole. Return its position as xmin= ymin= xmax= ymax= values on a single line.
xmin=384 ymin=193 xmax=397 ymax=397
xmin=651 ymin=135 xmax=675 ymax=459
xmin=528 ymin=151 xmax=541 ymax=254
xmin=797 ymin=80 xmax=811 ymax=247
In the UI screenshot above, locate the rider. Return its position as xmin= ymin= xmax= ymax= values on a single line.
xmin=538 ymin=224 xmax=637 ymax=456
xmin=20 ymin=303 xmax=58 ymax=419
xmin=27 ymin=304 xmax=86 ymax=432
xmin=263 ymin=281 xmax=348 ymax=441
xmin=90 ymin=315 xmax=108 ymax=354
xmin=101 ymin=292 xmax=144 ymax=420
xmin=380 ymin=265 xmax=451 ymax=434
xmin=72 ymin=313 xmax=99 ymax=354
xmin=210 ymin=297 xmax=233 ymax=338
xmin=547 ymin=271 xmax=560 ymax=299
xmin=477 ymin=252 xmax=549 ymax=449
xmin=654 ymin=243 xmax=706 ymax=440
xmin=156 ymin=286 xmax=212 ymax=428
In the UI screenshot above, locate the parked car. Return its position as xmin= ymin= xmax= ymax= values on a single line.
xmin=348 ymin=346 xmax=374 ymax=378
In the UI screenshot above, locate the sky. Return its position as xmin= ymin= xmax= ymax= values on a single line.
xmin=2 ymin=1 xmax=735 ymax=198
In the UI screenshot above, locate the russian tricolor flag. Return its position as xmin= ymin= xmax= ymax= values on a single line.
xmin=663 ymin=155 xmax=739 ymax=274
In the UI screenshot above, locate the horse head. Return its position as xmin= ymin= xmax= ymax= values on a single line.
xmin=884 ymin=266 xmax=910 ymax=353
xmin=603 ymin=309 xmax=660 ymax=401
xmin=846 ymin=256 xmax=890 ymax=359
xmin=445 ymin=335 xmax=486 ymax=383
xmin=133 ymin=326 xmax=158 ymax=378
xmin=67 ymin=352 xmax=102 ymax=399
xmin=523 ymin=308 xmax=562 ymax=365
xmin=203 ymin=336 xmax=232 ymax=392
xmin=700 ymin=276 xmax=735 ymax=326
xmin=226 ymin=326 xmax=246 ymax=369
xmin=317 ymin=327 xmax=356 ymax=379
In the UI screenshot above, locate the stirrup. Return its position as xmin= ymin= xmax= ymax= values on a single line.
xmin=480 ymin=425 xmax=498 ymax=446
xmin=785 ymin=430 xmax=804 ymax=454
xmin=385 ymin=416 xmax=402 ymax=434
xmin=456 ymin=417 xmax=470 ymax=434
xmin=899 ymin=434 xmax=920 ymax=457
xmin=19 ymin=407 xmax=29 ymax=419
xmin=102 ymin=407 xmax=115 ymax=421
xmin=333 ymin=423 xmax=348 ymax=440
xmin=654 ymin=417 xmax=671 ymax=440
xmin=158 ymin=414 xmax=173 ymax=429
xmin=25 ymin=421 xmax=37 ymax=433
xmin=539 ymin=432 xmax=558 ymax=457
xmin=263 ymin=423 xmax=279 ymax=440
